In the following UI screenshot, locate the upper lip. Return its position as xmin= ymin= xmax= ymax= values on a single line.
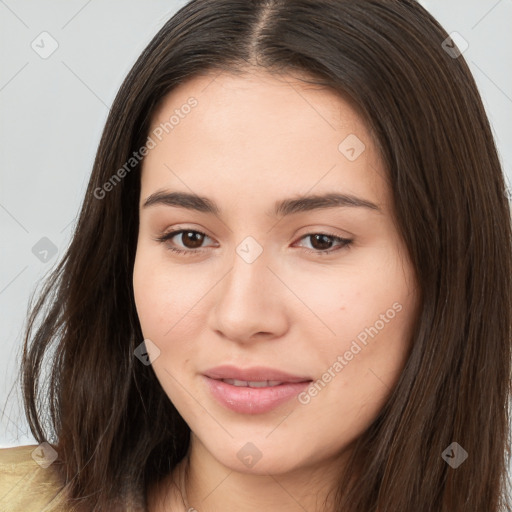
xmin=204 ymin=365 xmax=312 ymax=383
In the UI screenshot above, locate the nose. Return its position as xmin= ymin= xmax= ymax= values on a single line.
xmin=208 ymin=245 xmax=289 ymax=344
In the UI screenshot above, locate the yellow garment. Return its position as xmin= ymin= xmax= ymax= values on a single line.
xmin=0 ymin=444 xmax=72 ymax=512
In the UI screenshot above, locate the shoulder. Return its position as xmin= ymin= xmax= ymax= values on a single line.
xmin=0 ymin=444 xmax=73 ymax=512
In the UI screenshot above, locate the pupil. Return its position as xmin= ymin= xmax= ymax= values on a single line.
xmin=183 ymin=231 xmax=203 ymax=248
xmin=312 ymin=234 xmax=332 ymax=250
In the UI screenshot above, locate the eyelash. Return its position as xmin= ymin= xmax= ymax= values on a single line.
xmin=154 ymin=229 xmax=353 ymax=257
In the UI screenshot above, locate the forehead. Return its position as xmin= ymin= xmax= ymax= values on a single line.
xmin=140 ymin=70 xmax=389 ymax=214
xmin=150 ymin=69 xmax=368 ymax=142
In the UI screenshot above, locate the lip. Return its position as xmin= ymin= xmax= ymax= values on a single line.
xmin=203 ymin=365 xmax=311 ymax=383
xmin=203 ymin=365 xmax=312 ymax=414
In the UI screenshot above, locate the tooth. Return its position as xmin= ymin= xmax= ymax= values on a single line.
xmin=247 ymin=380 xmax=283 ymax=387
xmin=248 ymin=381 xmax=268 ymax=388
xmin=221 ymin=379 xmax=247 ymax=386
xmin=221 ymin=379 xmax=284 ymax=387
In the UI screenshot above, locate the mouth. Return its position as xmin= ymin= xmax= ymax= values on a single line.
xmin=219 ymin=379 xmax=287 ymax=387
xmin=203 ymin=365 xmax=313 ymax=414
xmin=203 ymin=365 xmax=311 ymax=383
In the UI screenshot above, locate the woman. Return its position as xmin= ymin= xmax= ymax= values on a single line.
xmin=1 ymin=0 xmax=511 ymax=511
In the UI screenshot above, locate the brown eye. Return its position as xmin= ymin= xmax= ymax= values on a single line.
xmin=179 ymin=231 xmax=205 ymax=249
xmin=309 ymin=234 xmax=335 ymax=251
xmin=155 ymin=229 xmax=213 ymax=255
xmin=295 ymin=232 xmax=353 ymax=255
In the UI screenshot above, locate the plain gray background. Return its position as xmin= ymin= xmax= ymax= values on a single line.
xmin=1 ymin=0 xmax=511 ymax=449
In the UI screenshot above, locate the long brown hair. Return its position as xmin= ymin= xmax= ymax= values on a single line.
xmin=18 ymin=0 xmax=512 ymax=510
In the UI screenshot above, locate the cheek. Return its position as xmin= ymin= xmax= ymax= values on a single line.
xmin=294 ymin=243 xmax=417 ymax=404
xmin=133 ymin=248 xmax=203 ymax=341
xmin=133 ymin=251 xmax=201 ymax=409
xmin=132 ymin=249 xmax=213 ymax=410
xmin=295 ymin=301 xmax=416 ymax=456
xmin=289 ymin=244 xmax=415 ymax=343
xmin=132 ymin=258 xmax=167 ymax=339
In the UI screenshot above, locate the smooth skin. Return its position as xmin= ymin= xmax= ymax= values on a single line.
xmin=133 ymin=69 xmax=419 ymax=512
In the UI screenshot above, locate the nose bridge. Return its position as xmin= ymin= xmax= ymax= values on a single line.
xmin=221 ymin=239 xmax=272 ymax=310
xmin=211 ymin=238 xmax=286 ymax=341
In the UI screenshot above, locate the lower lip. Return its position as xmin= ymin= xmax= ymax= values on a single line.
xmin=203 ymin=376 xmax=311 ymax=414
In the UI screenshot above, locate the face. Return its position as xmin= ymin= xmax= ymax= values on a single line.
xmin=133 ymin=69 xmax=419 ymax=478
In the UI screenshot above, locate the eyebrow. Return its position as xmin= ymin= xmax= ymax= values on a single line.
xmin=142 ymin=190 xmax=381 ymax=216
